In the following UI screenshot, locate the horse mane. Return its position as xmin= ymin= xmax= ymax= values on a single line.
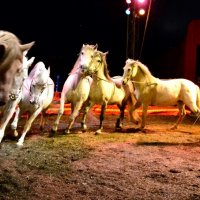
xmin=69 ymin=44 xmax=98 ymax=75
xmin=100 ymin=52 xmax=112 ymax=81
xmin=0 ymin=30 xmax=21 ymax=43
xmin=98 ymin=51 xmax=122 ymax=87
xmin=134 ymin=60 xmax=153 ymax=78
xmin=69 ymin=56 xmax=80 ymax=75
xmin=29 ymin=61 xmax=45 ymax=79
xmin=0 ymin=30 xmax=22 ymax=66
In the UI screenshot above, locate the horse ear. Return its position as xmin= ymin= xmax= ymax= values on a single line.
xmin=94 ymin=44 xmax=98 ymax=49
xmin=27 ymin=57 xmax=35 ymax=67
xmin=47 ymin=66 xmax=50 ymax=75
xmin=19 ymin=41 xmax=35 ymax=53
xmin=103 ymin=51 xmax=109 ymax=56
xmin=23 ymin=50 xmax=28 ymax=56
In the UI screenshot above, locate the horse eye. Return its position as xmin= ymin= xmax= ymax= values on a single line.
xmin=17 ymin=68 xmax=22 ymax=73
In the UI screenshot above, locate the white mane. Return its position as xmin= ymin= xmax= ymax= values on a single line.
xmin=131 ymin=59 xmax=153 ymax=77
xmin=29 ymin=61 xmax=46 ymax=79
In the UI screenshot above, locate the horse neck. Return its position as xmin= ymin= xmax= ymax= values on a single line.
xmin=63 ymin=70 xmax=83 ymax=93
xmin=134 ymin=67 xmax=155 ymax=84
xmin=93 ymin=63 xmax=111 ymax=82
xmin=22 ymin=77 xmax=32 ymax=95
xmin=42 ymin=78 xmax=53 ymax=97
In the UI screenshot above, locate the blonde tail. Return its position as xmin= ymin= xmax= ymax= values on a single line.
xmin=197 ymin=85 xmax=200 ymax=110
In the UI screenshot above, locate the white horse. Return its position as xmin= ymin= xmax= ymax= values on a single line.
xmin=81 ymin=51 xmax=140 ymax=134
xmin=11 ymin=61 xmax=54 ymax=146
xmin=51 ymin=44 xmax=97 ymax=135
xmin=122 ymin=59 xmax=200 ymax=130
xmin=0 ymin=30 xmax=35 ymax=105
xmin=0 ymin=52 xmax=35 ymax=143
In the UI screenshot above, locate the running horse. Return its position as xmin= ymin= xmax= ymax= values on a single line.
xmin=51 ymin=44 xmax=97 ymax=135
xmin=122 ymin=59 xmax=200 ymax=130
xmin=0 ymin=30 xmax=35 ymax=105
xmin=81 ymin=51 xmax=140 ymax=134
xmin=11 ymin=61 xmax=54 ymax=146
xmin=0 ymin=52 xmax=35 ymax=143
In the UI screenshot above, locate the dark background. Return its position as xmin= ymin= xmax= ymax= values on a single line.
xmin=1 ymin=0 xmax=200 ymax=90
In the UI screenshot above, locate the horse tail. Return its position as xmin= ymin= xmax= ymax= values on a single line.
xmin=196 ymin=85 xmax=200 ymax=109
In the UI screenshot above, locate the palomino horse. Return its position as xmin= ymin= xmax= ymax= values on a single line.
xmin=0 ymin=30 xmax=35 ymax=105
xmin=0 ymin=52 xmax=35 ymax=143
xmin=81 ymin=51 xmax=140 ymax=134
xmin=10 ymin=61 xmax=54 ymax=146
xmin=122 ymin=59 xmax=200 ymax=130
xmin=51 ymin=44 xmax=97 ymax=135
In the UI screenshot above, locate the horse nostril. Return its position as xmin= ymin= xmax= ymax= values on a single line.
xmin=30 ymin=100 xmax=34 ymax=104
xmin=0 ymin=101 xmax=6 ymax=106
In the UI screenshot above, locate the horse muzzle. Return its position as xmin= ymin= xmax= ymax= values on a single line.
xmin=122 ymin=80 xmax=127 ymax=85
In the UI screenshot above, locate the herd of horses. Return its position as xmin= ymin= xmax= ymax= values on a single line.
xmin=0 ymin=30 xmax=200 ymax=146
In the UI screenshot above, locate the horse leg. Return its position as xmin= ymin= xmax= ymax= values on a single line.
xmin=40 ymin=109 xmax=48 ymax=132
xmin=0 ymin=100 xmax=19 ymax=143
xmin=96 ymin=104 xmax=107 ymax=134
xmin=81 ymin=101 xmax=94 ymax=132
xmin=17 ymin=108 xmax=42 ymax=146
xmin=141 ymin=104 xmax=149 ymax=130
xmin=10 ymin=106 xmax=21 ymax=137
xmin=65 ymin=101 xmax=82 ymax=134
xmin=115 ymin=104 xmax=125 ymax=130
xmin=171 ymin=102 xmax=185 ymax=130
xmin=128 ymin=101 xmax=141 ymax=124
xmin=51 ymin=97 xmax=65 ymax=135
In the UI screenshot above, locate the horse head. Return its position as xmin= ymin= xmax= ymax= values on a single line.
xmin=83 ymin=50 xmax=109 ymax=76
xmin=8 ymin=51 xmax=35 ymax=101
xmin=29 ymin=62 xmax=50 ymax=107
xmin=0 ymin=30 xmax=35 ymax=105
xmin=122 ymin=59 xmax=138 ymax=85
xmin=79 ymin=44 xmax=98 ymax=73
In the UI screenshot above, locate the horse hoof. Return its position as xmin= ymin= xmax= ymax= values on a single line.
xmin=95 ymin=129 xmax=102 ymax=135
xmin=82 ymin=129 xmax=87 ymax=133
xmin=51 ymin=125 xmax=58 ymax=132
xmin=64 ymin=129 xmax=70 ymax=135
xmin=48 ymin=131 xmax=55 ymax=137
xmin=48 ymin=129 xmax=57 ymax=137
xmin=170 ymin=126 xmax=177 ymax=130
xmin=13 ymin=130 xmax=18 ymax=137
xmin=17 ymin=142 xmax=23 ymax=147
xmin=115 ymin=124 xmax=123 ymax=129
xmin=11 ymin=124 xmax=17 ymax=130
xmin=115 ymin=127 xmax=122 ymax=132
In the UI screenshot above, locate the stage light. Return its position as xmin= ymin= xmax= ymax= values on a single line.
xmin=125 ymin=8 xmax=131 ymax=15
xmin=138 ymin=9 xmax=145 ymax=15
xmin=126 ymin=0 xmax=131 ymax=4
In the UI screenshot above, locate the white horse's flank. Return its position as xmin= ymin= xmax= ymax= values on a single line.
xmin=122 ymin=59 xmax=200 ymax=129
xmin=81 ymin=51 xmax=139 ymax=134
xmin=11 ymin=61 xmax=54 ymax=146
xmin=51 ymin=44 xmax=97 ymax=135
xmin=0 ymin=52 xmax=35 ymax=143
